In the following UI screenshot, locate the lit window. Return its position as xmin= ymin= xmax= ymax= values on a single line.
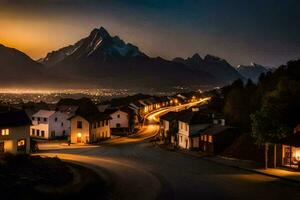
xmin=77 ymin=133 xmax=82 ymax=138
xmin=17 ymin=139 xmax=26 ymax=151
xmin=208 ymin=135 xmax=213 ymax=143
xmin=17 ymin=139 xmax=25 ymax=147
xmin=1 ymin=129 xmax=9 ymax=136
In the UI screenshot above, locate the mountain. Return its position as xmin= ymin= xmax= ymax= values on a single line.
xmin=39 ymin=27 xmax=146 ymax=67
xmin=40 ymin=27 xmax=217 ymax=88
xmin=237 ymin=62 xmax=271 ymax=83
xmin=0 ymin=44 xmax=46 ymax=87
xmin=0 ymin=26 xmax=249 ymax=90
xmin=173 ymin=53 xmax=243 ymax=84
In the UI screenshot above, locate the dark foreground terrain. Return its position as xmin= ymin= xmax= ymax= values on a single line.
xmin=0 ymin=154 xmax=109 ymax=200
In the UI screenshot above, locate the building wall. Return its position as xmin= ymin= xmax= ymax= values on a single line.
xmin=161 ymin=120 xmax=170 ymax=138
xmin=190 ymin=137 xmax=200 ymax=149
xmin=90 ymin=120 xmax=111 ymax=142
xmin=178 ymin=121 xmax=190 ymax=149
xmin=178 ymin=133 xmax=190 ymax=149
xmin=49 ymin=112 xmax=70 ymax=138
xmin=0 ymin=125 xmax=30 ymax=154
xmin=31 ymin=111 xmax=70 ymax=139
xmin=70 ymin=116 xmax=90 ymax=144
xmin=30 ymin=123 xmax=49 ymax=138
xmin=110 ymin=110 xmax=129 ymax=128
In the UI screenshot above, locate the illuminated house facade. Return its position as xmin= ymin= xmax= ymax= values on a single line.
xmin=280 ymin=125 xmax=300 ymax=169
xmin=70 ymin=112 xmax=111 ymax=144
xmin=0 ymin=110 xmax=31 ymax=154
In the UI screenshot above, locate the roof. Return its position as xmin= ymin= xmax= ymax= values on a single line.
xmin=71 ymin=112 xmax=111 ymax=123
xmin=139 ymin=100 xmax=150 ymax=106
xmin=202 ymin=125 xmax=232 ymax=136
xmin=177 ymin=110 xmax=212 ymax=125
xmin=32 ymin=110 xmax=55 ymax=118
xmin=131 ymin=101 xmax=144 ymax=108
xmin=280 ymin=133 xmax=300 ymax=147
xmin=160 ymin=112 xmax=179 ymax=121
xmin=0 ymin=110 xmax=31 ymax=128
xmin=189 ymin=124 xmax=211 ymax=137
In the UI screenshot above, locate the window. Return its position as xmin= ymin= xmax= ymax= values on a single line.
xmin=41 ymin=131 xmax=45 ymax=137
xmin=97 ymin=122 xmax=100 ymax=127
xmin=37 ymin=130 xmax=40 ymax=136
xmin=61 ymin=122 xmax=64 ymax=127
xmin=37 ymin=117 xmax=40 ymax=121
xmin=1 ymin=129 xmax=9 ymax=136
xmin=32 ymin=129 xmax=35 ymax=135
xmin=44 ymin=118 xmax=47 ymax=122
xmin=55 ymin=117 xmax=58 ymax=122
xmin=93 ymin=123 xmax=96 ymax=129
xmin=105 ymin=120 xmax=108 ymax=126
xmin=77 ymin=121 xmax=82 ymax=129
xmin=17 ymin=139 xmax=26 ymax=152
xmin=208 ymin=135 xmax=213 ymax=143
xmin=116 ymin=123 xmax=121 ymax=128
xmin=51 ymin=131 xmax=55 ymax=138
xmin=117 ymin=114 xmax=120 ymax=118
xmin=32 ymin=117 xmax=35 ymax=120
xmin=180 ymin=136 xmax=182 ymax=142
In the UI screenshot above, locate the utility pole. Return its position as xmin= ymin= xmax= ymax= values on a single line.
xmin=265 ymin=143 xmax=269 ymax=169
xmin=274 ymin=144 xmax=277 ymax=168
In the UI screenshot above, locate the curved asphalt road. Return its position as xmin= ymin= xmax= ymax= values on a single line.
xmin=37 ymin=100 xmax=300 ymax=200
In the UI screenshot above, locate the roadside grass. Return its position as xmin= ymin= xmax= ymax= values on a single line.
xmin=0 ymin=153 xmax=110 ymax=200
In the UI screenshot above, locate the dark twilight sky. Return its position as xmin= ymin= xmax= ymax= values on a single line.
xmin=0 ymin=0 xmax=299 ymax=67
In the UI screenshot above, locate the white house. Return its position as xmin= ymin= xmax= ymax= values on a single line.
xmin=105 ymin=109 xmax=129 ymax=129
xmin=30 ymin=110 xmax=70 ymax=139
xmin=177 ymin=109 xmax=212 ymax=149
xmin=0 ymin=110 xmax=31 ymax=154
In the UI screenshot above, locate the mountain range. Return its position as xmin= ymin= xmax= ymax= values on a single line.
xmin=236 ymin=63 xmax=271 ymax=83
xmin=0 ymin=26 xmax=270 ymax=89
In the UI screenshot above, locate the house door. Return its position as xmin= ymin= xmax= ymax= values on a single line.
xmin=77 ymin=135 xmax=82 ymax=143
xmin=0 ymin=142 xmax=4 ymax=153
xmin=77 ymin=137 xmax=81 ymax=143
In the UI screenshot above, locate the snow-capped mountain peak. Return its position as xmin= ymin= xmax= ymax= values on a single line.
xmin=39 ymin=26 xmax=145 ymax=66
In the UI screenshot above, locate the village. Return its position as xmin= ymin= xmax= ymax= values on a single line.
xmin=1 ymin=84 xmax=300 ymax=199
xmin=1 ymin=88 xmax=300 ymax=171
